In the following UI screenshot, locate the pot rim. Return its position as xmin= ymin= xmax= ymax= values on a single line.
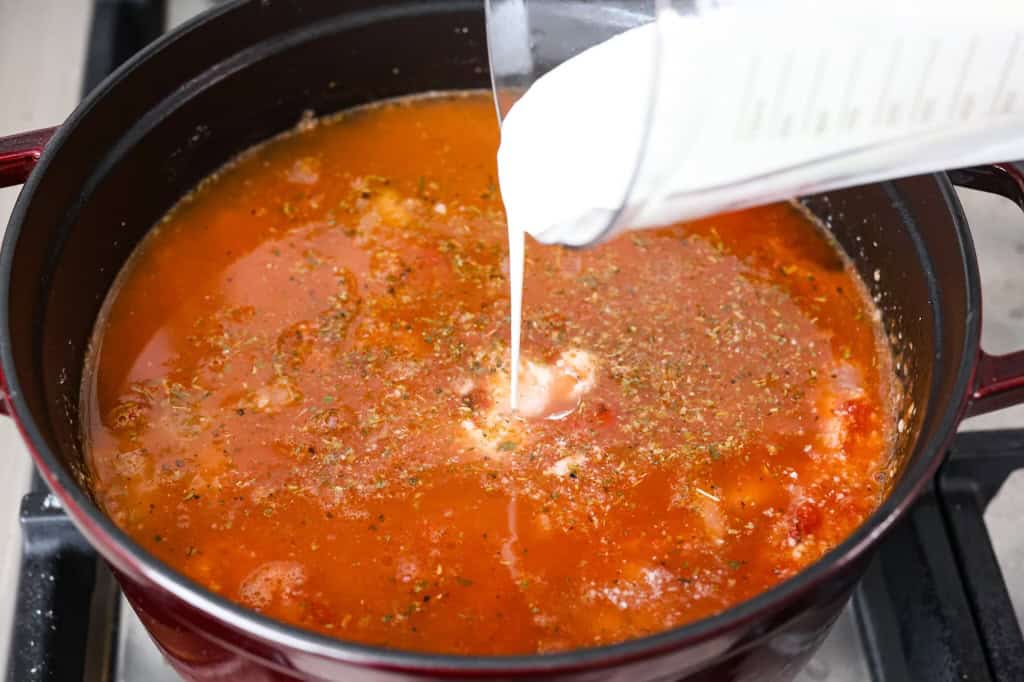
xmin=0 ymin=0 xmax=983 ymax=674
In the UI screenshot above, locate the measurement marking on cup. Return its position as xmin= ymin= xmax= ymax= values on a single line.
xmin=773 ymin=51 xmax=796 ymax=137
xmin=919 ymin=97 xmax=935 ymax=125
xmin=814 ymin=110 xmax=829 ymax=136
xmin=846 ymin=107 xmax=860 ymax=131
xmin=948 ymin=35 xmax=978 ymax=123
xmin=736 ymin=57 xmax=760 ymax=140
xmin=802 ymin=50 xmax=828 ymax=134
xmin=910 ymin=40 xmax=938 ymax=124
xmin=1003 ymin=91 xmax=1018 ymax=115
xmin=886 ymin=100 xmax=904 ymax=128
xmin=842 ymin=46 xmax=866 ymax=131
xmin=990 ymin=32 xmax=1023 ymax=115
xmin=961 ymin=93 xmax=975 ymax=122
xmin=748 ymin=98 xmax=766 ymax=139
xmin=873 ymin=38 xmax=904 ymax=126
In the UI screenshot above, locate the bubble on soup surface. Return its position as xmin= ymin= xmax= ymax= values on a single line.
xmin=108 ymin=398 xmax=150 ymax=433
xmin=113 ymin=448 xmax=151 ymax=479
xmin=239 ymin=560 xmax=306 ymax=611
xmin=275 ymin=321 xmax=316 ymax=367
xmin=365 ymin=188 xmax=415 ymax=228
xmin=395 ymin=557 xmax=421 ymax=584
xmin=544 ymin=454 xmax=587 ymax=477
xmin=245 ymin=376 xmax=302 ymax=413
xmin=286 ymin=156 xmax=320 ymax=185
xmin=305 ymin=406 xmax=356 ymax=438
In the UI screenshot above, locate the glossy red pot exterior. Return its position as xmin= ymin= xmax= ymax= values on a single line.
xmin=2 ymin=1 xmax=1024 ymax=680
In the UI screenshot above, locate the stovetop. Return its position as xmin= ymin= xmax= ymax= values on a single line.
xmin=4 ymin=1 xmax=1024 ymax=681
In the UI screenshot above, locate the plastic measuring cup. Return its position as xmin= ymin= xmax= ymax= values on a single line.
xmin=487 ymin=0 xmax=1024 ymax=247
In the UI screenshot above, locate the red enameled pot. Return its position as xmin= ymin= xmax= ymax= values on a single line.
xmin=3 ymin=1 xmax=1024 ymax=680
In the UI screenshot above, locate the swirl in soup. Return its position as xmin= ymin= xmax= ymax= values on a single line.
xmin=84 ymin=92 xmax=895 ymax=655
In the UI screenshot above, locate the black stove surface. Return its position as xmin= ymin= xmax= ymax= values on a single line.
xmin=5 ymin=1 xmax=1024 ymax=680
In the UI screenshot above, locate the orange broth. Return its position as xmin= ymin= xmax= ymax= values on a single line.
xmin=84 ymin=92 xmax=895 ymax=655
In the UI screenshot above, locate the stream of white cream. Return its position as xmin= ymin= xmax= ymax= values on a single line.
xmin=508 ymin=225 xmax=524 ymax=412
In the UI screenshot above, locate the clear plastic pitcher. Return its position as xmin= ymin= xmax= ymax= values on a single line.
xmin=487 ymin=0 xmax=1024 ymax=247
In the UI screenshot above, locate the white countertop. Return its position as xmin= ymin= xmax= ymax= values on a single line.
xmin=1 ymin=0 xmax=1024 ymax=675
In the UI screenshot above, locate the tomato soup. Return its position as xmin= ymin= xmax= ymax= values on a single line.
xmin=84 ymin=92 xmax=895 ymax=655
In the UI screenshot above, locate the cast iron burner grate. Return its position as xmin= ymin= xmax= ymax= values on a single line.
xmin=5 ymin=1 xmax=1024 ymax=680
xmin=853 ymin=430 xmax=1024 ymax=682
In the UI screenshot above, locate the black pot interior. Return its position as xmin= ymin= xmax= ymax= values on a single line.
xmin=5 ymin=0 xmax=974 ymax=646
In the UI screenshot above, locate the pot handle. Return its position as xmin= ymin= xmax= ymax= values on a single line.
xmin=0 ymin=127 xmax=57 ymax=188
xmin=0 ymin=126 xmax=59 ymax=415
xmin=948 ymin=163 xmax=1024 ymax=417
